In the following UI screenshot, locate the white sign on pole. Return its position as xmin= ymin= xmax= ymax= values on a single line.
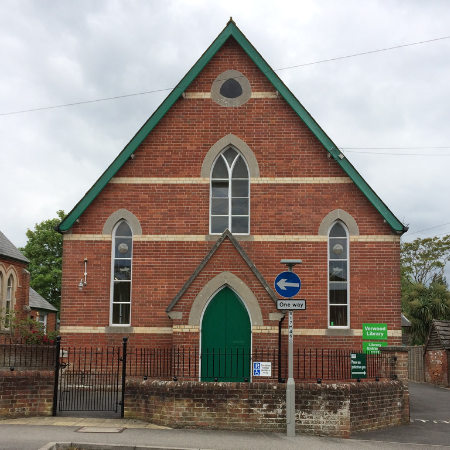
xmin=253 ymin=362 xmax=272 ymax=377
xmin=277 ymin=299 xmax=306 ymax=310
xmin=288 ymin=310 xmax=294 ymax=343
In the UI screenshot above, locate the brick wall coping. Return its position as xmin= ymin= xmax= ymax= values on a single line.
xmin=380 ymin=346 xmax=408 ymax=352
xmin=0 ymin=370 xmax=54 ymax=378
xmin=126 ymin=378 xmax=399 ymax=389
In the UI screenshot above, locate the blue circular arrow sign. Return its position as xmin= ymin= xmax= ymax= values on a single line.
xmin=274 ymin=271 xmax=301 ymax=298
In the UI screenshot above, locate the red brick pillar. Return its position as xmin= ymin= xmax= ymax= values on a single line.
xmin=380 ymin=346 xmax=409 ymax=424
xmin=425 ymin=350 xmax=449 ymax=388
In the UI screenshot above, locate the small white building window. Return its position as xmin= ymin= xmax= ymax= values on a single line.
xmin=328 ymin=222 xmax=349 ymax=327
xmin=37 ymin=312 xmax=47 ymax=332
xmin=210 ymin=146 xmax=249 ymax=234
xmin=111 ymin=221 xmax=133 ymax=325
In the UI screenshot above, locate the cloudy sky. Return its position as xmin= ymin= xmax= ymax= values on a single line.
xmin=2 ymin=0 xmax=450 ymax=249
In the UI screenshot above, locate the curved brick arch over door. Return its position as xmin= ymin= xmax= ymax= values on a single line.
xmin=201 ymin=286 xmax=251 ymax=382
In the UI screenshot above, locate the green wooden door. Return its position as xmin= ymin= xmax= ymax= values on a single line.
xmin=201 ymin=287 xmax=251 ymax=381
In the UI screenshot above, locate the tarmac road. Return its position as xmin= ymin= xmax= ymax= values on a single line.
xmin=351 ymin=381 xmax=450 ymax=446
xmin=0 ymin=423 xmax=449 ymax=450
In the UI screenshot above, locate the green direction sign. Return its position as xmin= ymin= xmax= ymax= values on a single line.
xmin=362 ymin=323 xmax=387 ymax=340
xmin=350 ymin=353 xmax=367 ymax=379
xmin=363 ymin=341 xmax=388 ymax=354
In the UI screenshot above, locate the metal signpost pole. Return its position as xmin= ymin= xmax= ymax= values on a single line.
xmin=286 ymin=309 xmax=295 ymax=437
xmin=275 ymin=259 xmax=303 ymax=437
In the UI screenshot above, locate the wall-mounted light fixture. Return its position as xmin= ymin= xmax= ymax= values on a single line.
xmin=78 ymin=257 xmax=88 ymax=290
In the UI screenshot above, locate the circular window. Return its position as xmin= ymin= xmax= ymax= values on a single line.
xmin=211 ymin=70 xmax=252 ymax=107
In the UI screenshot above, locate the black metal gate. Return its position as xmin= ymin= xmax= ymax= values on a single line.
xmin=53 ymin=337 xmax=127 ymax=417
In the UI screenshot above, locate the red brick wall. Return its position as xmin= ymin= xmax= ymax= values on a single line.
xmin=46 ymin=312 xmax=57 ymax=333
xmin=350 ymin=381 xmax=406 ymax=432
xmin=425 ymin=350 xmax=449 ymax=388
xmin=125 ymin=379 xmax=407 ymax=437
xmin=60 ymin=38 xmax=402 ymax=349
xmin=0 ymin=370 xmax=54 ymax=418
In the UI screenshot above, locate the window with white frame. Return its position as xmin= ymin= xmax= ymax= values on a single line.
xmin=37 ymin=312 xmax=47 ymax=332
xmin=111 ymin=221 xmax=133 ymax=325
xmin=5 ymin=275 xmax=13 ymax=328
xmin=210 ymin=146 xmax=249 ymax=234
xmin=328 ymin=221 xmax=349 ymax=327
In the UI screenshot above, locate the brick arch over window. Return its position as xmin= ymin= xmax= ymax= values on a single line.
xmin=5 ymin=266 xmax=19 ymax=285
xmin=102 ymin=209 xmax=142 ymax=235
xmin=318 ymin=209 xmax=359 ymax=236
xmin=188 ymin=272 xmax=264 ymax=327
xmin=201 ymin=134 xmax=260 ymax=178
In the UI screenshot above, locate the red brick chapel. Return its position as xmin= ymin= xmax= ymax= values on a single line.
xmin=57 ymin=21 xmax=407 ymax=379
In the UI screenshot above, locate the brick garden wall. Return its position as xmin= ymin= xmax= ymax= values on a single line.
xmin=125 ymin=378 xmax=408 ymax=438
xmin=425 ymin=350 xmax=449 ymax=388
xmin=0 ymin=370 xmax=54 ymax=419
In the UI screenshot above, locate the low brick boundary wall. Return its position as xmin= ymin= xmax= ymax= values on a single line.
xmin=0 ymin=370 xmax=54 ymax=419
xmin=125 ymin=379 xmax=408 ymax=438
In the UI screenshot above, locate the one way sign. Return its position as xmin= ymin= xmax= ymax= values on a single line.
xmin=274 ymin=271 xmax=301 ymax=298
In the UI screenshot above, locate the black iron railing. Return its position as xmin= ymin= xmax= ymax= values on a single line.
xmin=125 ymin=347 xmax=393 ymax=381
xmin=0 ymin=335 xmax=57 ymax=370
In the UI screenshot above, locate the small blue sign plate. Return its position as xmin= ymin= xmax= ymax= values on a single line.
xmin=274 ymin=271 xmax=301 ymax=298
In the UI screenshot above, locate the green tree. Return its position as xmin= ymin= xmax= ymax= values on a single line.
xmin=19 ymin=211 xmax=65 ymax=310
xmin=401 ymin=236 xmax=450 ymax=285
xmin=401 ymin=235 xmax=450 ymax=344
xmin=402 ymin=281 xmax=450 ymax=345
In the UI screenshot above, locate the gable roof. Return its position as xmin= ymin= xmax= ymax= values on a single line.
xmin=166 ymin=229 xmax=277 ymax=312
xmin=57 ymin=20 xmax=407 ymax=235
xmin=0 ymin=231 xmax=29 ymax=264
xmin=29 ymin=288 xmax=58 ymax=312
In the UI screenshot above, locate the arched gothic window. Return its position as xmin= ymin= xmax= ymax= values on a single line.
xmin=5 ymin=275 xmax=13 ymax=328
xmin=210 ymin=146 xmax=249 ymax=234
xmin=328 ymin=222 xmax=349 ymax=327
xmin=111 ymin=221 xmax=133 ymax=325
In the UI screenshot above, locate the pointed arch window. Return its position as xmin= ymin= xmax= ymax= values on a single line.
xmin=210 ymin=146 xmax=249 ymax=234
xmin=328 ymin=222 xmax=349 ymax=327
xmin=111 ymin=221 xmax=133 ymax=325
xmin=5 ymin=275 xmax=13 ymax=328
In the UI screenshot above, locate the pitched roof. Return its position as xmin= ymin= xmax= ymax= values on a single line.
xmin=0 ymin=231 xmax=29 ymax=264
xmin=425 ymin=320 xmax=450 ymax=351
xmin=166 ymin=229 xmax=277 ymax=312
xmin=29 ymin=288 xmax=57 ymax=312
xmin=57 ymin=20 xmax=407 ymax=235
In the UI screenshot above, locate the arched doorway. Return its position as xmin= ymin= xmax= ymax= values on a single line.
xmin=201 ymin=286 xmax=251 ymax=381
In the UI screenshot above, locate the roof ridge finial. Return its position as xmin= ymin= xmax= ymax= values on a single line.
xmin=228 ymin=17 xmax=235 ymax=25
